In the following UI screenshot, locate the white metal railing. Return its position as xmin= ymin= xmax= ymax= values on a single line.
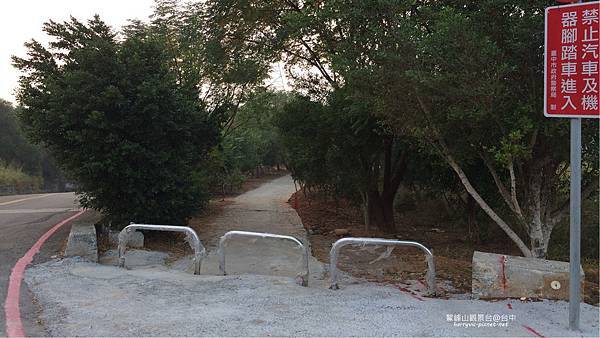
xmin=329 ymin=237 xmax=436 ymax=294
xmin=217 ymin=230 xmax=309 ymax=286
xmin=118 ymin=223 xmax=206 ymax=275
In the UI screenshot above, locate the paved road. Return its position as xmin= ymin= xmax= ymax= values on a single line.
xmin=0 ymin=192 xmax=79 ymax=336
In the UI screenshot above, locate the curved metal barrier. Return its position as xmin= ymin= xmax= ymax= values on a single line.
xmin=329 ymin=237 xmax=436 ymax=294
xmin=218 ymin=230 xmax=309 ymax=286
xmin=118 ymin=223 xmax=206 ymax=275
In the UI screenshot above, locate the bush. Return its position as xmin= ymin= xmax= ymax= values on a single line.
xmin=203 ymin=147 xmax=247 ymax=196
xmin=547 ymin=197 xmax=600 ymax=261
xmin=13 ymin=17 xmax=218 ymax=226
xmin=0 ymin=162 xmax=42 ymax=194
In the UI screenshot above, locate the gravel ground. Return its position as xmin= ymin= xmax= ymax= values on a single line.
xmin=25 ymin=257 xmax=599 ymax=337
xmin=24 ymin=176 xmax=600 ymax=336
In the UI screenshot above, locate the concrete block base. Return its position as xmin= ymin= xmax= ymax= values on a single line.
xmin=109 ymin=230 xmax=144 ymax=248
xmin=64 ymin=223 xmax=98 ymax=262
xmin=472 ymin=251 xmax=583 ymax=300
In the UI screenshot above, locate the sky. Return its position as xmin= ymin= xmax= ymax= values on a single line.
xmin=0 ymin=0 xmax=155 ymax=104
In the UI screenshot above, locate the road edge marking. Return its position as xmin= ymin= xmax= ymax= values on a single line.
xmin=522 ymin=324 xmax=546 ymax=338
xmin=4 ymin=209 xmax=86 ymax=338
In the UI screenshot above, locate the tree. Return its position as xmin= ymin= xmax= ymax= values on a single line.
xmin=0 ymin=99 xmax=65 ymax=190
xmin=201 ymin=89 xmax=289 ymax=195
xmin=276 ymin=90 xmax=420 ymax=233
xmin=309 ymin=1 xmax=420 ymax=231
xmin=13 ymin=16 xmax=218 ymax=225
xmin=137 ymin=1 xmax=283 ymax=199
xmin=0 ymin=99 xmax=42 ymax=175
xmin=406 ymin=1 xmax=599 ymax=258
xmin=229 ymin=90 xmax=289 ymax=171
xmin=202 ymin=0 xmax=422 ymax=232
xmin=212 ymin=0 xmax=598 ymax=255
xmin=275 ymin=96 xmax=334 ymax=193
xmin=145 ymin=0 xmax=273 ymax=135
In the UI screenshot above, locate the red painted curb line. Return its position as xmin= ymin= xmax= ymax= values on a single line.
xmin=499 ymin=255 xmax=507 ymax=291
xmin=4 ymin=209 xmax=86 ymax=338
xmin=397 ymin=286 xmax=426 ymax=301
xmin=522 ymin=324 xmax=546 ymax=338
xmin=416 ymin=278 xmax=428 ymax=290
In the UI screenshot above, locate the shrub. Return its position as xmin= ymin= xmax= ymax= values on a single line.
xmin=0 ymin=162 xmax=42 ymax=194
xmin=13 ymin=17 xmax=218 ymax=226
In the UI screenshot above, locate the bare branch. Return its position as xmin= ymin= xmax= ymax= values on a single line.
xmin=297 ymin=39 xmax=337 ymax=86
xmin=528 ymin=127 xmax=539 ymax=151
xmin=480 ymin=153 xmax=518 ymax=214
xmin=413 ymin=91 xmax=532 ymax=257
xmin=222 ymin=85 xmax=246 ymax=137
xmin=508 ymin=159 xmax=524 ymax=218
xmin=389 ymin=148 xmax=408 ymax=195
xmin=439 ymin=142 xmax=532 ymax=257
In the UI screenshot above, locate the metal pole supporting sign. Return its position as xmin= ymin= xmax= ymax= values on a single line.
xmin=568 ymin=118 xmax=582 ymax=330
xmin=568 ymin=1 xmax=584 ymax=332
xmin=544 ymin=0 xmax=600 ymax=330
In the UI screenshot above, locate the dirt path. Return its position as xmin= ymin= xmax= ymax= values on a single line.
xmin=191 ymin=175 xmax=308 ymax=249
xmin=186 ymin=175 xmax=325 ymax=283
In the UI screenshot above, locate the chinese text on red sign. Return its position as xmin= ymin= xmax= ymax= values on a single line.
xmin=545 ymin=2 xmax=600 ymax=118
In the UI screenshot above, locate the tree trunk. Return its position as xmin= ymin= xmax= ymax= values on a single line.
xmin=466 ymin=194 xmax=479 ymax=243
xmin=361 ymin=193 xmax=370 ymax=231
xmin=529 ymin=220 xmax=552 ymax=258
xmin=358 ymin=137 xmax=407 ymax=234
xmin=528 ymin=191 xmax=554 ymax=259
xmin=440 ymin=143 xmax=533 ymax=257
xmin=366 ymin=190 xmax=396 ymax=233
xmin=529 ymin=231 xmax=550 ymax=258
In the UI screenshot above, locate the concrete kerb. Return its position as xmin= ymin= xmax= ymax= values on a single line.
xmin=109 ymin=230 xmax=143 ymax=248
xmin=472 ymin=250 xmax=584 ymax=300
xmin=63 ymin=210 xmax=103 ymax=262
xmin=118 ymin=223 xmax=206 ymax=275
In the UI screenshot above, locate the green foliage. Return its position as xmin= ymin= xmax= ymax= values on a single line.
xmin=413 ymin=1 xmax=590 ymax=176
xmin=13 ymin=16 xmax=218 ymax=225
xmin=145 ymin=0 xmax=275 ymax=131
xmin=135 ymin=1 xmax=286 ymax=199
xmin=9 ymin=0 xmax=596 ymax=255
xmin=407 ymin=0 xmax=599 ymax=256
xmin=0 ymin=161 xmax=42 ymax=193
xmin=200 ymin=0 xmax=597 ymax=251
xmin=229 ymin=90 xmax=289 ymax=170
xmin=0 ymin=99 xmax=65 ymax=190
xmin=201 ymin=0 xmax=452 ymax=231
xmin=548 ymin=198 xmax=600 ymax=261
xmin=275 ymin=96 xmax=333 ymax=192
xmin=203 ymin=147 xmax=246 ymax=195
xmin=204 ymin=90 xmax=289 ymax=194
xmin=275 ymin=90 xmax=390 ymax=203
xmin=0 ymin=99 xmax=41 ymax=174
